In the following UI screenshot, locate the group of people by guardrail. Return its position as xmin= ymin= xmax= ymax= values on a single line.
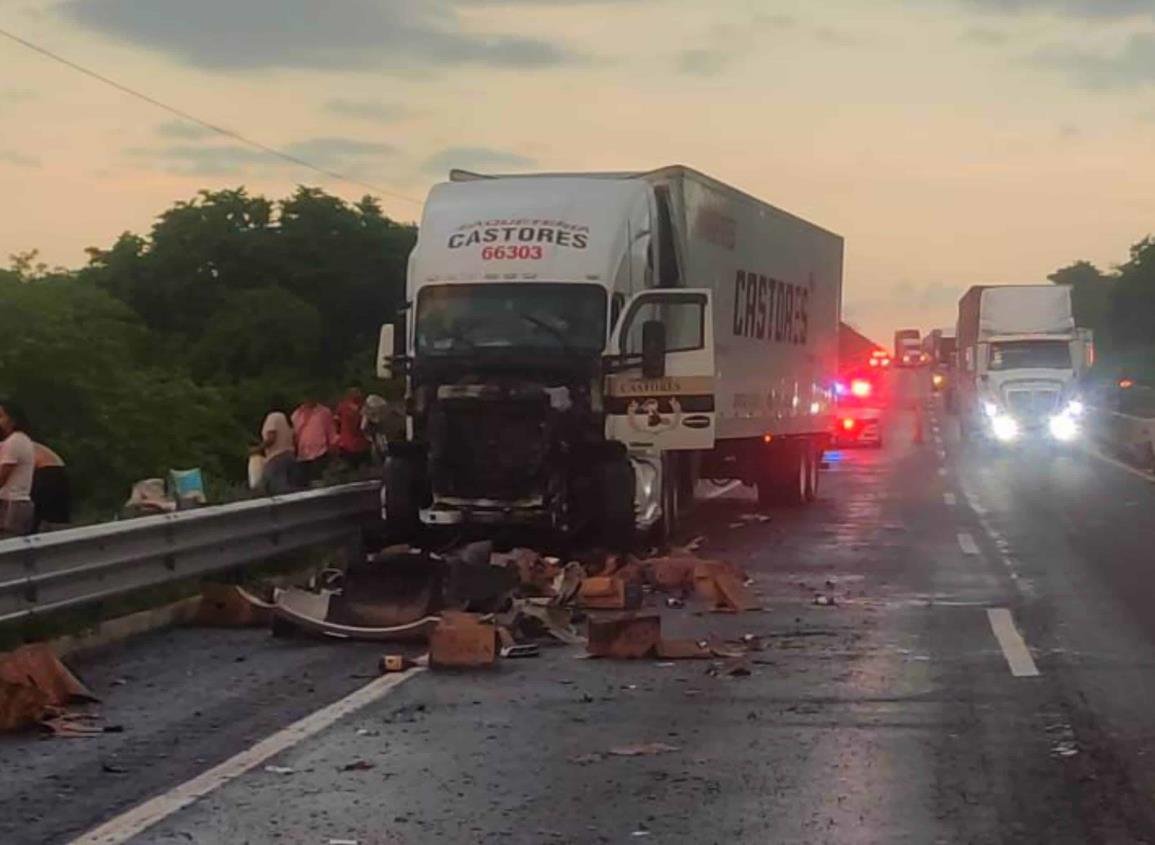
xmin=0 ymin=400 xmax=70 ymax=539
xmin=249 ymin=388 xmax=402 ymax=497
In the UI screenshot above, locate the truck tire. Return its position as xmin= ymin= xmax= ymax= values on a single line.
xmin=657 ymin=452 xmax=681 ymax=544
xmin=598 ymin=459 xmax=636 ymax=551
xmin=382 ymin=456 xmax=420 ymax=542
xmin=757 ymin=443 xmax=807 ymax=508
xmin=804 ymin=445 xmax=820 ymax=502
xmin=784 ymin=447 xmax=809 ymax=507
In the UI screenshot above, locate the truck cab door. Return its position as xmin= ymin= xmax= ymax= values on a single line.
xmin=605 ymin=289 xmax=715 ymax=450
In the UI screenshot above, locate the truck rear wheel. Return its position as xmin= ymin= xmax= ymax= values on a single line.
xmin=757 ymin=444 xmax=808 ymax=508
xmin=804 ymin=445 xmax=820 ymax=502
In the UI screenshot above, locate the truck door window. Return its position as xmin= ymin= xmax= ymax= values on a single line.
xmin=622 ymin=297 xmax=704 ymax=356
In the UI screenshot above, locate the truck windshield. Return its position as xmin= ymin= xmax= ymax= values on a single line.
xmin=988 ymin=340 xmax=1071 ymax=371
xmin=416 ymin=283 xmax=607 ymax=355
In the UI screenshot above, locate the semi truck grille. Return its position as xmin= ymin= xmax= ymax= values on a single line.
xmin=430 ymin=400 xmax=549 ymax=500
xmin=1004 ymin=389 xmax=1060 ymax=420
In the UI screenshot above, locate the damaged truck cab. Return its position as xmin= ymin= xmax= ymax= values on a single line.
xmin=378 ymin=167 xmax=842 ymax=546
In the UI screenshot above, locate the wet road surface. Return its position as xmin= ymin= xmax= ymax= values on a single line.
xmin=5 ymin=370 xmax=1155 ymax=843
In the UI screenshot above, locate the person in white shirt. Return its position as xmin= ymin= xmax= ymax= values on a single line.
xmin=252 ymin=406 xmax=297 ymax=496
xmin=0 ymin=400 xmax=36 ymax=537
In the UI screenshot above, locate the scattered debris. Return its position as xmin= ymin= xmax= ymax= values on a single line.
xmin=499 ymin=643 xmax=541 ymax=659
xmin=196 ymin=583 xmax=275 ymax=628
xmin=569 ymin=753 xmax=604 ymax=765
xmin=608 ymin=742 xmax=680 ymax=757
xmin=587 ymin=614 xmax=661 ymax=659
xmin=340 ymin=760 xmax=376 ymax=772
xmin=273 ymin=587 xmax=440 ymax=643
xmin=738 ymin=513 xmax=772 ymax=524
xmin=378 ymin=655 xmax=422 ymax=673
xmin=101 ymin=762 xmax=128 ymax=774
xmin=578 ymin=576 xmax=642 ymax=610
xmin=656 ymin=640 xmax=712 ymax=660
xmin=665 ymin=597 xmax=685 ymax=609
xmin=712 ymin=572 xmax=761 ymax=613
xmin=429 ymin=612 xmax=497 ymax=669
xmin=263 ymin=765 xmax=295 ymax=775
xmin=813 ymin=594 xmax=837 ymax=607
xmin=0 ymin=645 xmax=97 ymax=733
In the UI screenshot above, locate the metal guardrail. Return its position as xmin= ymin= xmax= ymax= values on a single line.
xmin=0 ymin=481 xmax=382 ymax=626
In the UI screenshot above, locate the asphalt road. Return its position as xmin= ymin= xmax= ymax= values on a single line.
xmin=6 ymin=369 xmax=1155 ymax=843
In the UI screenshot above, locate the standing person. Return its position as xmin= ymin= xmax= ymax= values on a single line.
xmin=253 ymin=405 xmax=297 ymax=496
xmin=0 ymin=400 xmax=36 ymax=538
xmin=31 ymin=441 xmax=71 ymax=531
xmin=291 ymin=395 xmax=336 ymax=487
xmin=335 ymin=387 xmax=371 ymax=469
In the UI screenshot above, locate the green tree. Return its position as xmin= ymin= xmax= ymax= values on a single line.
xmin=1048 ymin=260 xmax=1115 ymax=351
xmin=1111 ymin=238 xmax=1155 ymax=352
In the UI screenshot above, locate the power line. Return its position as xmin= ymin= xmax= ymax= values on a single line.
xmin=0 ymin=26 xmax=421 ymax=206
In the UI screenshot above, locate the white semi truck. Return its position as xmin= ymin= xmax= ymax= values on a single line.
xmin=956 ymin=284 xmax=1093 ymax=444
xmin=377 ymin=166 xmax=843 ymax=545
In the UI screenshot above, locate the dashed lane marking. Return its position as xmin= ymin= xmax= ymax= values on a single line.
xmin=957 ymin=532 xmax=980 ymax=555
xmin=68 ymin=669 xmax=423 ymax=845
xmin=987 ymin=608 xmax=1041 ymax=677
xmin=943 ymin=492 xmax=957 ymax=506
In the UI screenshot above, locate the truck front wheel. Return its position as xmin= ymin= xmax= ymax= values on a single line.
xmin=597 ymin=459 xmax=636 ymax=552
xmin=382 ymin=456 xmax=420 ymax=542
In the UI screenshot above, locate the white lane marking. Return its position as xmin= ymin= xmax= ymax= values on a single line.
xmin=938 ymin=467 xmax=948 ymax=477
xmin=1083 ymin=446 xmax=1155 ymax=484
xmin=943 ymin=492 xmax=957 ymax=506
xmin=936 ymin=449 xmax=946 ymax=460
xmin=957 ymin=532 xmax=980 ymax=555
xmin=987 ymin=608 xmax=1041 ymax=677
xmin=703 ymin=480 xmax=742 ymax=500
xmin=69 ymin=669 xmax=423 ymax=845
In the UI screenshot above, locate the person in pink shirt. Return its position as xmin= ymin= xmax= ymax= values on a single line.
xmin=291 ymin=396 xmax=337 ymax=487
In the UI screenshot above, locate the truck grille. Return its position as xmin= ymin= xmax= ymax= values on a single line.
xmin=429 ymin=399 xmax=549 ymax=501
xmin=1004 ymin=389 xmax=1060 ymax=421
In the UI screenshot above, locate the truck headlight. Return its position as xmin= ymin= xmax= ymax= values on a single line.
xmin=991 ymin=414 xmax=1019 ymax=442
xmin=983 ymin=400 xmax=999 ymax=419
xmin=1049 ymin=414 xmax=1079 ymax=442
xmin=1064 ymin=399 xmax=1084 ymax=418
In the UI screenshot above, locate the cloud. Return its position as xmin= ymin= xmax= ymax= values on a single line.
xmin=131 ymin=136 xmax=396 ymax=177
xmin=0 ymin=150 xmax=41 ymax=168
xmin=960 ymin=27 xmax=1011 ymax=45
xmin=675 ymin=48 xmax=732 ymax=76
xmin=325 ymin=99 xmax=411 ymax=124
xmin=59 ymin=0 xmax=575 ymax=71
xmin=1035 ymin=33 xmax=1155 ymax=88
xmin=958 ymin=0 xmax=1155 ymax=19
xmin=422 ymin=146 xmax=536 ymax=175
xmin=156 ymin=120 xmax=216 ymax=140
xmin=281 ymin=137 xmax=396 ymax=164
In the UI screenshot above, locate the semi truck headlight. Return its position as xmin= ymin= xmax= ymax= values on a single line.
xmin=1049 ymin=414 xmax=1079 ymax=442
xmin=1064 ymin=399 xmax=1084 ymax=418
xmin=991 ymin=415 xmax=1019 ymax=442
xmin=983 ymin=401 xmax=999 ymax=419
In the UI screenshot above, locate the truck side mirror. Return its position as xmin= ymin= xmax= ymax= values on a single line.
xmin=641 ymin=320 xmax=666 ymax=379
xmin=377 ymin=324 xmax=396 ymax=379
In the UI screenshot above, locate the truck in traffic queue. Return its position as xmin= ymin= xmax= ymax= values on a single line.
xmin=894 ymin=329 xmax=921 ymax=367
xmin=922 ymin=328 xmax=957 ymax=403
xmin=955 ymin=285 xmax=1093 ymax=445
xmin=375 ymin=166 xmax=843 ymax=546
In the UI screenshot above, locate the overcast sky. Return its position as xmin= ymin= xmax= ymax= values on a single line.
xmin=3 ymin=0 xmax=1155 ymax=342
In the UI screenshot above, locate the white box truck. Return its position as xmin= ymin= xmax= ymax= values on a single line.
xmin=377 ymin=166 xmax=842 ymax=544
xmin=956 ymin=285 xmax=1093 ymax=444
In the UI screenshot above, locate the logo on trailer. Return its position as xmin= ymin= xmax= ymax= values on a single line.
xmin=627 ymin=397 xmax=682 ymax=434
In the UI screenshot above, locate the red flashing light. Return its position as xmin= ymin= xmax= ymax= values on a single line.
xmin=841 ymin=417 xmax=857 ymax=431
xmin=850 ymin=379 xmax=872 ymax=398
